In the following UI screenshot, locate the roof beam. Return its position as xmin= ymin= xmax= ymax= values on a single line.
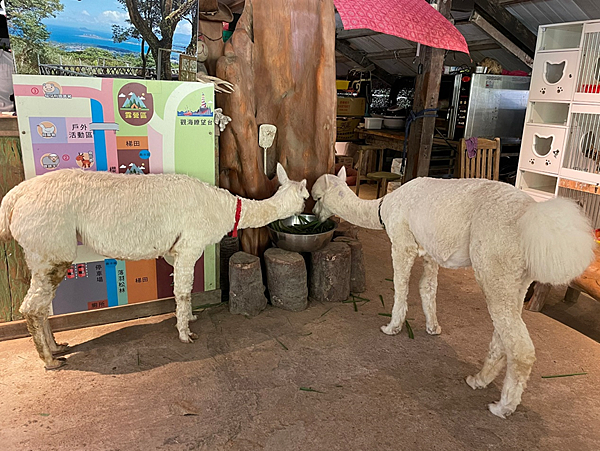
xmin=336 ymin=29 xmax=380 ymax=40
xmin=335 ymin=39 xmax=397 ymax=86
xmin=364 ymin=39 xmax=500 ymax=60
xmin=473 ymin=0 xmax=536 ymax=56
xmin=469 ymin=11 xmax=534 ymax=67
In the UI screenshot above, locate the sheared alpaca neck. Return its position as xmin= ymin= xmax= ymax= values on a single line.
xmin=238 ymin=193 xmax=291 ymax=229
xmin=330 ymin=186 xmax=383 ymax=230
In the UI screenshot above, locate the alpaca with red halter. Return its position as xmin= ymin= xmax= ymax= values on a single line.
xmin=0 ymin=163 xmax=309 ymax=369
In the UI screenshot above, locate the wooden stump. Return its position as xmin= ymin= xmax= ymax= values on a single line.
xmin=264 ymin=248 xmax=308 ymax=311
xmin=333 ymin=220 xmax=359 ymax=240
xmin=524 ymin=282 xmax=551 ymax=312
xmin=229 ymin=252 xmax=267 ymax=317
xmin=309 ymin=242 xmax=351 ymax=302
xmin=334 ymin=237 xmax=366 ymax=293
xmin=219 ymin=236 xmax=240 ymax=302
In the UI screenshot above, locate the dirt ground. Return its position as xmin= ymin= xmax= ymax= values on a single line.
xmin=1 ymin=221 xmax=600 ymax=451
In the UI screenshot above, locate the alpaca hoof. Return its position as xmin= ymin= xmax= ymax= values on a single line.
xmin=466 ymin=375 xmax=486 ymax=390
xmin=51 ymin=344 xmax=71 ymax=356
xmin=426 ymin=324 xmax=442 ymax=335
xmin=488 ymin=401 xmax=514 ymax=419
xmin=179 ymin=332 xmax=198 ymax=343
xmin=381 ymin=324 xmax=402 ymax=335
xmin=188 ymin=315 xmax=198 ymax=322
xmin=45 ymin=357 xmax=67 ymax=370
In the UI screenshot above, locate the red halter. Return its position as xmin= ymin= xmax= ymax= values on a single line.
xmin=230 ymin=198 xmax=242 ymax=238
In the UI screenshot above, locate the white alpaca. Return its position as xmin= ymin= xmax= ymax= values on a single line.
xmin=0 ymin=164 xmax=308 ymax=369
xmin=312 ymin=167 xmax=594 ymax=418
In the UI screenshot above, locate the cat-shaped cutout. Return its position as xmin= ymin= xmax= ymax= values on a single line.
xmin=544 ymin=61 xmax=566 ymax=84
xmin=533 ymin=134 xmax=553 ymax=157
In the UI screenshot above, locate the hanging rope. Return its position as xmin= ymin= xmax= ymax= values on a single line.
xmin=400 ymin=108 xmax=438 ymax=176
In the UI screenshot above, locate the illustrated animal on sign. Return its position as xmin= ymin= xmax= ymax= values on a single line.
xmin=76 ymin=153 xmax=92 ymax=168
xmin=41 ymin=154 xmax=59 ymax=168
xmin=0 ymin=164 xmax=309 ymax=369
xmin=42 ymin=82 xmax=60 ymax=96
xmin=312 ymin=167 xmax=594 ymax=418
xmin=39 ymin=123 xmax=56 ymax=136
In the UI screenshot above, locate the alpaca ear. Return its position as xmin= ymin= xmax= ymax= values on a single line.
xmin=276 ymin=163 xmax=289 ymax=185
xmin=337 ymin=165 xmax=347 ymax=183
xmin=300 ymin=179 xmax=307 ymax=190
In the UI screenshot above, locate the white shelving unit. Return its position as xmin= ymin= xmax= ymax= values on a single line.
xmin=517 ymin=19 xmax=600 ymax=224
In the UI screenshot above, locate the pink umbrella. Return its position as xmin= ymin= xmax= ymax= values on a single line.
xmin=334 ymin=0 xmax=469 ymax=54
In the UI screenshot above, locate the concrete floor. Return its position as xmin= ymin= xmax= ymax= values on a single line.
xmin=1 ymin=183 xmax=600 ymax=450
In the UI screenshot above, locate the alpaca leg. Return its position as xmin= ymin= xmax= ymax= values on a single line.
xmin=43 ymin=312 xmax=70 ymax=355
xmin=20 ymin=263 xmax=70 ymax=369
xmin=420 ymin=255 xmax=441 ymax=335
xmin=166 ymin=251 xmax=197 ymax=322
xmin=43 ymin=262 xmax=71 ymax=355
xmin=381 ymin=229 xmax=418 ymax=336
xmin=482 ymin=284 xmax=535 ymax=418
xmin=173 ymin=253 xmax=201 ymax=343
xmin=466 ymin=329 xmax=506 ymax=389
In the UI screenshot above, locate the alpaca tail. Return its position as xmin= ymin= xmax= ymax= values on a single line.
xmin=519 ymin=197 xmax=596 ymax=285
xmin=0 ymin=184 xmax=23 ymax=241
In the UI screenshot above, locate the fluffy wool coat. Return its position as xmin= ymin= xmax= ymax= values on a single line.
xmin=312 ymin=167 xmax=594 ymax=418
xmin=0 ymin=164 xmax=309 ymax=369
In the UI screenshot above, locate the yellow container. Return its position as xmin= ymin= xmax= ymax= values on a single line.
xmin=336 ymin=80 xmax=350 ymax=90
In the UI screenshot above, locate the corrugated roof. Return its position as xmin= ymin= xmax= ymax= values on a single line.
xmin=506 ymin=0 xmax=592 ymax=33
xmin=336 ymin=0 xmax=600 ymax=78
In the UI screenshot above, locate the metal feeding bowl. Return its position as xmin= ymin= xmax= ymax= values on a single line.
xmin=267 ymin=214 xmax=337 ymax=253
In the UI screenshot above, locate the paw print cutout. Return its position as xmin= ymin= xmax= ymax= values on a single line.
xmin=553 ymin=150 xmax=560 ymax=158
xmin=545 ymin=160 xmax=551 ymax=166
xmin=557 ymin=87 xmax=564 ymax=93
xmin=540 ymin=87 xmax=546 ymax=94
xmin=529 ymin=159 xmax=535 ymax=164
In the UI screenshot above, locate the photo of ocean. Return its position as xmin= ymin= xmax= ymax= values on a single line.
xmin=44 ymin=23 xmax=190 ymax=55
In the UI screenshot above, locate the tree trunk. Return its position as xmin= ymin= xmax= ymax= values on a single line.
xmin=141 ymin=39 xmax=147 ymax=78
xmin=159 ymin=39 xmax=173 ymax=80
xmin=215 ymin=0 xmax=336 ymax=256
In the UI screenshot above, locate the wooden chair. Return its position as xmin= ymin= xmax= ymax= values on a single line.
xmin=366 ymin=171 xmax=401 ymax=198
xmin=458 ymin=137 xmax=501 ymax=181
xmin=354 ymin=145 xmax=384 ymax=197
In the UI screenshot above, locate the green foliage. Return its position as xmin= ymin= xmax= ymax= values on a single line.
xmin=6 ymin=0 xmax=64 ymax=73
xmin=6 ymin=0 xmax=63 ymax=43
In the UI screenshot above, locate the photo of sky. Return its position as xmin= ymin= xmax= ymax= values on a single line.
xmin=42 ymin=0 xmax=192 ymax=54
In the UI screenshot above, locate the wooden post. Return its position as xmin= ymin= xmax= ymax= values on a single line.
xmin=216 ymin=0 xmax=336 ymax=256
xmin=0 ymin=128 xmax=30 ymax=323
xmin=524 ymin=282 xmax=551 ymax=312
xmin=404 ymin=0 xmax=452 ymax=181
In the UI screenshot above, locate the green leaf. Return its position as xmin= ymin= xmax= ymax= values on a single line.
xmin=275 ymin=338 xmax=288 ymax=350
xmin=541 ymin=372 xmax=587 ymax=379
xmin=320 ymin=307 xmax=332 ymax=317
xmin=405 ymin=320 xmax=414 ymax=339
xmin=379 ymin=295 xmax=385 ymax=307
xmin=300 ymin=387 xmax=324 ymax=393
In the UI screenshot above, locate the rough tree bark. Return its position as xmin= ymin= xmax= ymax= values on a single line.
xmin=214 ymin=0 xmax=336 ymax=256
